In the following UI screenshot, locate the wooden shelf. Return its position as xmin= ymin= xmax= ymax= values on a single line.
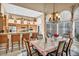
xmin=7 ymin=14 xmax=38 ymax=32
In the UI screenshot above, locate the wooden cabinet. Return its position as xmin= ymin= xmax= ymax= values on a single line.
xmin=0 ymin=18 xmax=6 ymax=32
xmin=8 ymin=14 xmax=37 ymax=32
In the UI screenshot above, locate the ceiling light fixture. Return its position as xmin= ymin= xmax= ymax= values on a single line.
xmin=49 ymin=3 xmax=60 ymax=23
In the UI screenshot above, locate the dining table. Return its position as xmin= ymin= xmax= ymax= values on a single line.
xmin=30 ymin=36 xmax=67 ymax=56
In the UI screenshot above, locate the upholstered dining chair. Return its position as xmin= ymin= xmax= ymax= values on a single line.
xmin=11 ymin=33 xmax=20 ymax=52
xmin=63 ymin=38 xmax=73 ymax=56
xmin=24 ymin=39 xmax=39 ymax=56
xmin=22 ymin=33 xmax=30 ymax=48
xmin=49 ymin=41 xmax=66 ymax=56
xmin=37 ymin=34 xmax=43 ymax=40
xmin=0 ymin=34 xmax=9 ymax=53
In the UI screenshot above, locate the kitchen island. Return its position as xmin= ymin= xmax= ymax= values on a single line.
xmin=0 ymin=32 xmax=37 ymax=50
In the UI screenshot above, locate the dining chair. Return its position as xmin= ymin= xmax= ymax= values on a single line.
xmin=49 ymin=41 xmax=66 ymax=56
xmin=37 ymin=34 xmax=43 ymax=40
xmin=22 ymin=33 xmax=30 ymax=48
xmin=0 ymin=34 xmax=9 ymax=53
xmin=11 ymin=33 xmax=20 ymax=52
xmin=24 ymin=39 xmax=38 ymax=56
xmin=31 ymin=32 xmax=38 ymax=40
xmin=63 ymin=38 xmax=73 ymax=56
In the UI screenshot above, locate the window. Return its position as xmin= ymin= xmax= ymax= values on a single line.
xmin=75 ymin=21 xmax=79 ymax=35
xmin=58 ymin=21 xmax=71 ymax=35
xmin=74 ymin=7 xmax=79 ymax=41
xmin=58 ymin=10 xmax=71 ymax=36
xmin=75 ymin=20 xmax=79 ymax=41
xmin=46 ymin=10 xmax=71 ymax=37
xmin=46 ymin=22 xmax=57 ymax=36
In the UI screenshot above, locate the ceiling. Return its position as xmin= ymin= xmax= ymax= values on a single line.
xmin=3 ymin=3 xmax=43 ymax=18
xmin=12 ymin=3 xmax=75 ymax=14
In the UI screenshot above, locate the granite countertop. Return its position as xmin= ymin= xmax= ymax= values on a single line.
xmin=0 ymin=32 xmax=31 ymax=35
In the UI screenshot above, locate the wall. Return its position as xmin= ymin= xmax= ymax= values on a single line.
xmin=37 ymin=14 xmax=46 ymax=41
xmin=37 ymin=15 xmax=43 ymax=34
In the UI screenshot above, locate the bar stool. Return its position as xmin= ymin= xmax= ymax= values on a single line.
xmin=22 ymin=33 xmax=30 ymax=48
xmin=0 ymin=34 xmax=9 ymax=53
xmin=11 ymin=33 xmax=20 ymax=52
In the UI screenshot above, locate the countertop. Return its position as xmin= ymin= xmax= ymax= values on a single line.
xmin=0 ymin=32 xmax=32 ymax=35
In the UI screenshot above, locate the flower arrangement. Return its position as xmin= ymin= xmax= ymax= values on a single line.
xmin=53 ymin=32 xmax=59 ymax=41
xmin=54 ymin=32 xmax=59 ymax=38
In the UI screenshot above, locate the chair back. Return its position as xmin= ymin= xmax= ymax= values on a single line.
xmin=56 ymin=41 xmax=66 ymax=55
xmin=0 ymin=34 xmax=9 ymax=53
xmin=11 ymin=33 xmax=20 ymax=42
xmin=37 ymin=34 xmax=43 ymax=40
xmin=0 ymin=34 xmax=8 ymax=44
xmin=24 ymin=40 xmax=32 ymax=56
xmin=66 ymin=38 xmax=73 ymax=51
xmin=22 ymin=33 xmax=30 ymax=40
xmin=31 ymin=32 xmax=38 ymax=39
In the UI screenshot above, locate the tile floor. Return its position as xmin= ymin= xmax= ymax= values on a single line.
xmin=0 ymin=41 xmax=79 ymax=56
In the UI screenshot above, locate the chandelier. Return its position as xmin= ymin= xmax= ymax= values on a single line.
xmin=49 ymin=3 xmax=60 ymax=23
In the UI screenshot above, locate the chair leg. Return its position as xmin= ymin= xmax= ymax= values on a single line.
xmin=22 ymin=39 xmax=23 ymax=47
xmin=37 ymin=50 xmax=42 ymax=56
xmin=6 ymin=40 xmax=9 ymax=53
xmin=22 ymin=39 xmax=24 ymax=48
xmin=69 ymin=49 xmax=71 ymax=56
xmin=18 ymin=41 xmax=20 ymax=50
xmin=66 ymin=51 xmax=68 ymax=56
xmin=56 ymin=53 xmax=57 ymax=56
xmin=6 ymin=49 xmax=7 ymax=53
xmin=11 ymin=42 xmax=13 ymax=52
xmin=61 ymin=53 xmax=63 ymax=56
xmin=6 ymin=44 xmax=8 ymax=53
xmin=46 ymin=53 xmax=50 ymax=56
